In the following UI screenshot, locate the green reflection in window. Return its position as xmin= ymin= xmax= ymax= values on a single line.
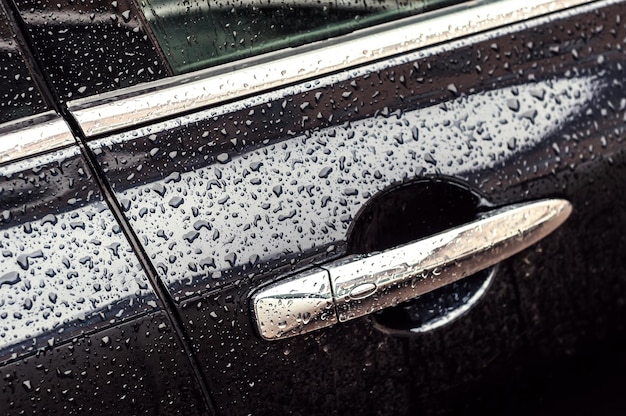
xmin=141 ymin=0 xmax=460 ymax=74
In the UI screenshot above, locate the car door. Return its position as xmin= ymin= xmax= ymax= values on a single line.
xmin=9 ymin=0 xmax=626 ymax=414
xmin=0 ymin=1 xmax=209 ymax=414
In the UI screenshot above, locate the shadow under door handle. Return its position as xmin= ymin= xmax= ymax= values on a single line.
xmin=252 ymin=199 xmax=572 ymax=341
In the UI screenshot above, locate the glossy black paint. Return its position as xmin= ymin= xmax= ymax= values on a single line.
xmin=86 ymin=1 xmax=626 ymax=414
xmin=11 ymin=0 xmax=170 ymax=101
xmin=1 ymin=311 xmax=207 ymax=415
xmin=0 ymin=148 xmax=154 ymax=353
xmin=89 ymin=43 xmax=601 ymax=297
xmin=0 ymin=0 xmax=47 ymax=123
xmin=1 ymin=0 xmax=625 ymax=414
xmin=0 ymin=147 xmax=208 ymax=413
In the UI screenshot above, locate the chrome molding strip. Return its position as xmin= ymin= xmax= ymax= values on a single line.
xmin=0 ymin=112 xmax=75 ymax=165
xmin=70 ymin=0 xmax=596 ymax=137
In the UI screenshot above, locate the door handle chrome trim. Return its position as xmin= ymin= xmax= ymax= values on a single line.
xmin=251 ymin=199 xmax=571 ymax=341
xmin=252 ymin=268 xmax=337 ymax=341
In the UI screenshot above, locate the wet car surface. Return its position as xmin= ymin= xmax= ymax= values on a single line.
xmin=2 ymin=0 xmax=626 ymax=414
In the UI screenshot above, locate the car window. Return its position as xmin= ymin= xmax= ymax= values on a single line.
xmin=0 ymin=3 xmax=48 ymax=124
xmin=14 ymin=0 xmax=466 ymax=100
xmin=140 ymin=0 xmax=462 ymax=74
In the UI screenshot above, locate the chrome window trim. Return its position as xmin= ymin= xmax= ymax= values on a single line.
xmin=69 ymin=0 xmax=598 ymax=137
xmin=0 ymin=112 xmax=76 ymax=165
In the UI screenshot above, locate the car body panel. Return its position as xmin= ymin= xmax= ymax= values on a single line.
xmin=12 ymin=0 xmax=171 ymax=101
xmin=0 ymin=138 xmax=209 ymax=413
xmin=0 ymin=146 xmax=156 ymax=351
xmin=80 ymin=0 xmax=626 ymax=414
xmin=1 ymin=310 xmax=208 ymax=415
xmin=66 ymin=0 xmax=593 ymax=137
xmin=0 ymin=1 xmax=48 ymax=124
xmin=2 ymin=0 xmax=626 ymax=414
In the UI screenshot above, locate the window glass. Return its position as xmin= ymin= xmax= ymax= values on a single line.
xmin=0 ymin=4 xmax=48 ymax=124
xmin=141 ymin=0 xmax=461 ymax=74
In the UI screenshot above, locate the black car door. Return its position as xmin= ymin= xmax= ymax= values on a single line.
xmin=0 ymin=0 xmax=208 ymax=413
xmin=8 ymin=0 xmax=626 ymax=414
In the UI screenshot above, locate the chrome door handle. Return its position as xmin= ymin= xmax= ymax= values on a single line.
xmin=252 ymin=199 xmax=572 ymax=341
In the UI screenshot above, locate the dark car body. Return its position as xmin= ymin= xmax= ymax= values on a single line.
xmin=1 ymin=0 xmax=626 ymax=414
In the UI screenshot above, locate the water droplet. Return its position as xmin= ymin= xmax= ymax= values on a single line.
xmin=424 ymin=153 xmax=437 ymax=165
xmin=506 ymin=98 xmax=520 ymax=112
xmin=0 ymin=271 xmax=20 ymax=287
xmin=40 ymin=213 xmax=57 ymax=225
xmin=183 ymin=231 xmax=200 ymax=243
xmin=193 ymin=220 xmax=210 ymax=230
xmin=168 ymin=196 xmax=184 ymax=208
xmin=224 ymin=252 xmax=237 ymax=267
xmin=152 ymin=183 xmax=166 ymax=196
xmin=22 ymin=380 xmax=32 ymax=392
xmin=319 ymin=167 xmax=332 ymax=178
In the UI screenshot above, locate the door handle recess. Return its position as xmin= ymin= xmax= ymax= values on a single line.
xmin=251 ymin=199 xmax=572 ymax=341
